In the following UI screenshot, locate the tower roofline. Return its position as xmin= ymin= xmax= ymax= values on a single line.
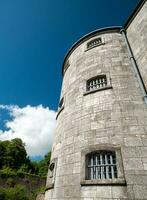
xmin=62 ymin=26 xmax=121 ymax=76
xmin=62 ymin=0 xmax=147 ymax=76
xmin=124 ymin=0 xmax=146 ymax=29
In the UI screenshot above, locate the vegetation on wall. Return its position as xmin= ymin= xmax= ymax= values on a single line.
xmin=0 ymin=138 xmax=51 ymax=200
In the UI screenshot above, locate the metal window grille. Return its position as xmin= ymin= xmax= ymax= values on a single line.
xmin=87 ymin=38 xmax=102 ymax=49
xmin=87 ymin=75 xmax=107 ymax=91
xmin=87 ymin=151 xmax=117 ymax=180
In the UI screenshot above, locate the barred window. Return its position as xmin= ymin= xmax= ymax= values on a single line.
xmin=86 ymin=151 xmax=117 ymax=180
xmin=87 ymin=75 xmax=107 ymax=91
xmin=87 ymin=37 xmax=102 ymax=49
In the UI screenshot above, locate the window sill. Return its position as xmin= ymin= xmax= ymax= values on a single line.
xmin=56 ymin=106 xmax=64 ymax=120
xmin=45 ymin=183 xmax=54 ymax=191
xmin=85 ymin=42 xmax=105 ymax=52
xmin=80 ymin=178 xmax=126 ymax=186
xmin=83 ymin=86 xmax=112 ymax=96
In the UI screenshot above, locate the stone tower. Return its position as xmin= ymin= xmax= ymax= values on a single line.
xmin=45 ymin=0 xmax=147 ymax=199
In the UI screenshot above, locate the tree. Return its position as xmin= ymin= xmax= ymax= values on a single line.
xmin=6 ymin=184 xmax=28 ymax=200
xmin=0 ymin=187 xmax=6 ymax=200
xmin=0 ymin=140 xmax=9 ymax=168
xmin=7 ymin=138 xmax=28 ymax=169
xmin=0 ymin=138 xmax=51 ymax=176
xmin=38 ymin=151 xmax=51 ymax=176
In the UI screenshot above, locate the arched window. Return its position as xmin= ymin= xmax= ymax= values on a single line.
xmin=87 ymin=75 xmax=107 ymax=91
xmin=86 ymin=151 xmax=117 ymax=180
xmin=87 ymin=37 xmax=102 ymax=50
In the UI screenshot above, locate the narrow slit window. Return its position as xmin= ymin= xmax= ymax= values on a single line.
xmin=86 ymin=151 xmax=118 ymax=180
xmin=87 ymin=37 xmax=102 ymax=49
xmin=59 ymin=97 xmax=64 ymax=108
xmin=87 ymin=75 xmax=107 ymax=91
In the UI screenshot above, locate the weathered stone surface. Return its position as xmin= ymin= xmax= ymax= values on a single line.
xmin=44 ymin=1 xmax=147 ymax=199
xmin=127 ymin=0 xmax=147 ymax=90
xmin=36 ymin=193 xmax=45 ymax=200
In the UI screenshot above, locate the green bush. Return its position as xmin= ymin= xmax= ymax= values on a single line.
xmin=37 ymin=186 xmax=45 ymax=193
xmin=6 ymin=178 xmax=15 ymax=187
xmin=0 ymin=184 xmax=39 ymax=200
xmin=0 ymin=167 xmax=17 ymax=178
xmin=5 ymin=184 xmax=28 ymax=200
xmin=0 ymin=187 xmax=6 ymax=200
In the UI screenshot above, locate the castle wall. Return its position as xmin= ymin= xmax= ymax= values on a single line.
xmin=126 ymin=0 xmax=147 ymax=90
xmin=45 ymin=28 xmax=147 ymax=200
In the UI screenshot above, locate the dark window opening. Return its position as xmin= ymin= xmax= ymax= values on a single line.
xmin=87 ymin=38 xmax=102 ymax=49
xmin=87 ymin=75 xmax=107 ymax=91
xmin=86 ymin=151 xmax=118 ymax=180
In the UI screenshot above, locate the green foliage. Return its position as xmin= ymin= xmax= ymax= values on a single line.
xmin=38 ymin=151 xmax=51 ymax=176
xmin=0 ymin=138 xmax=51 ymax=200
xmin=0 ymin=187 xmax=6 ymax=200
xmin=0 ymin=139 xmax=29 ymax=170
xmin=6 ymin=184 xmax=28 ymax=200
xmin=36 ymin=186 xmax=46 ymax=193
xmin=0 ymin=185 xmax=44 ymax=200
xmin=6 ymin=178 xmax=15 ymax=187
xmin=0 ymin=141 xmax=9 ymax=169
xmin=0 ymin=138 xmax=51 ymax=177
xmin=0 ymin=185 xmax=29 ymax=200
xmin=0 ymin=167 xmax=17 ymax=178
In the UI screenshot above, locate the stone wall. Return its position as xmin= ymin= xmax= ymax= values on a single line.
xmin=124 ymin=1 xmax=147 ymax=199
xmin=126 ymin=0 xmax=147 ymax=90
xmin=36 ymin=193 xmax=45 ymax=200
xmin=45 ymin=27 xmax=147 ymax=200
xmin=45 ymin=1 xmax=147 ymax=199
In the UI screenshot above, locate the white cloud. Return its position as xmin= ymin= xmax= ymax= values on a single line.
xmin=0 ymin=105 xmax=56 ymax=157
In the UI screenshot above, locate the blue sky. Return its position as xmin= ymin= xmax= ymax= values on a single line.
xmin=0 ymin=0 xmax=140 ymax=158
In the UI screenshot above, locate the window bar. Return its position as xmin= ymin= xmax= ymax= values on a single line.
xmin=101 ymin=78 xmax=103 ymax=88
xmin=97 ymin=154 xmax=100 ymax=179
xmin=105 ymin=154 xmax=109 ymax=179
xmin=90 ymin=81 xmax=93 ymax=90
xmin=100 ymin=78 xmax=103 ymax=87
xmin=95 ymin=155 xmax=98 ymax=179
xmin=93 ymin=80 xmax=95 ymax=90
xmin=100 ymin=154 xmax=103 ymax=179
xmin=90 ymin=156 xmax=93 ymax=179
xmin=103 ymin=154 xmax=106 ymax=179
xmin=110 ymin=154 xmax=115 ymax=179
xmin=99 ymin=79 xmax=102 ymax=89
xmin=97 ymin=79 xmax=100 ymax=88
xmin=96 ymin=79 xmax=98 ymax=89
xmin=93 ymin=80 xmax=96 ymax=89
xmin=103 ymin=78 xmax=105 ymax=87
xmin=93 ymin=156 xmax=96 ymax=179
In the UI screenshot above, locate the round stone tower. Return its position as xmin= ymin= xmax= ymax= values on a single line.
xmin=45 ymin=26 xmax=147 ymax=200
